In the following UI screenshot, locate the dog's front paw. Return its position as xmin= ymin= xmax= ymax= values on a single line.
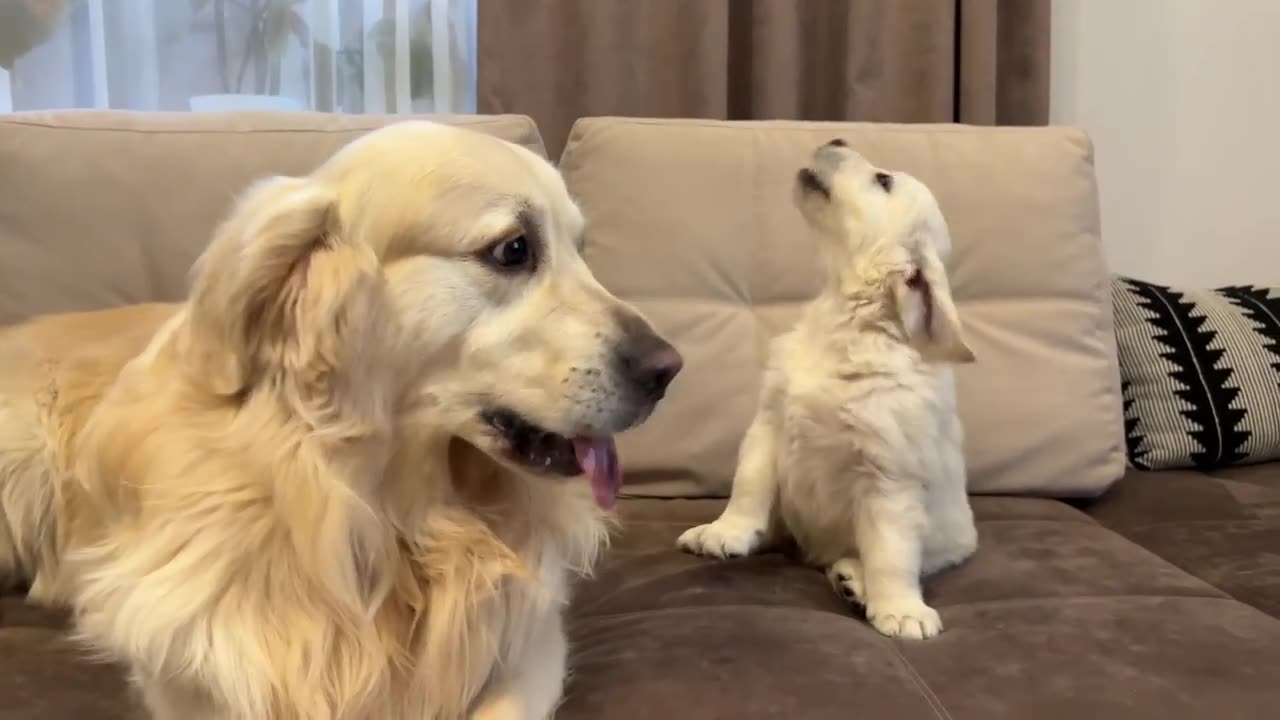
xmin=826 ymin=558 xmax=866 ymax=605
xmin=676 ymin=517 xmax=765 ymax=559
xmin=865 ymin=598 xmax=943 ymax=640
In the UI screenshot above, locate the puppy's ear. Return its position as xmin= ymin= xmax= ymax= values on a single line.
xmin=892 ymin=238 xmax=975 ymax=364
xmin=184 ymin=176 xmax=393 ymax=426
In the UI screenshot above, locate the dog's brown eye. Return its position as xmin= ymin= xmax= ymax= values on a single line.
xmin=874 ymin=172 xmax=894 ymax=193
xmin=486 ymin=235 xmax=533 ymax=270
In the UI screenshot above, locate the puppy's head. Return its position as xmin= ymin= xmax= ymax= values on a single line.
xmin=182 ymin=122 xmax=682 ymax=507
xmin=794 ymin=139 xmax=974 ymax=364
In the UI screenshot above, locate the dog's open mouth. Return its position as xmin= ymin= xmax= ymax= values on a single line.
xmin=482 ymin=409 xmax=621 ymax=509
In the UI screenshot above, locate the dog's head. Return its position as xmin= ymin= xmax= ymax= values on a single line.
xmin=794 ymin=139 xmax=974 ymax=364
xmin=180 ymin=122 xmax=682 ymax=507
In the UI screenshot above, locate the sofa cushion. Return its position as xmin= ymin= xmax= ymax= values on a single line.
xmin=561 ymin=118 xmax=1124 ymax=498
xmin=1087 ymin=466 xmax=1280 ymax=619
xmin=556 ymin=497 xmax=1280 ymax=720
xmin=1113 ymin=275 xmax=1280 ymax=470
xmin=0 ymin=111 xmax=545 ymax=325
xmin=6 ymin=495 xmax=1280 ymax=719
xmin=0 ymin=598 xmax=132 ymax=719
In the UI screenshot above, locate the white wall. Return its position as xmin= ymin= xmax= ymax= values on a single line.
xmin=1051 ymin=0 xmax=1280 ymax=287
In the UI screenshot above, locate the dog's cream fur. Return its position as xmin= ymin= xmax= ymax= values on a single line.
xmin=0 ymin=121 xmax=677 ymax=719
xmin=678 ymin=141 xmax=978 ymax=640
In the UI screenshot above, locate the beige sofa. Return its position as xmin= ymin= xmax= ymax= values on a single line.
xmin=1 ymin=111 xmax=1278 ymax=719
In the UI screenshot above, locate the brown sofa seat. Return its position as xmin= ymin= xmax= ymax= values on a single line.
xmin=1087 ymin=466 xmax=1280 ymax=620
xmin=557 ymin=496 xmax=1280 ymax=719
xmin=0 ymin=598 xmax=130 ymax=720
xmin=4 ymin=493 xmax=1280 ymax=719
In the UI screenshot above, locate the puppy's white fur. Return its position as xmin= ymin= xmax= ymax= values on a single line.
xmin=0 ymin=121 xmax=677 ymax=718
xmin=678 ymin=141 xmax=977 ymax=640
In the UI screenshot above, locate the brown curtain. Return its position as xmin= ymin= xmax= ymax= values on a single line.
xmin=477 ymin=0 xmax=1050 ymax=158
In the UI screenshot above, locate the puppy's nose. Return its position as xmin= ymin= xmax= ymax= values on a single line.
xmin=614 ymin=311 xmax=684 ymax=400
xmin=826 ymin=138 xmax=847 ymax=147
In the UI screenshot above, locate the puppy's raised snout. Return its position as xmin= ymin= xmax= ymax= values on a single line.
xmin=613 ymin=311 xmax=683 ymax=400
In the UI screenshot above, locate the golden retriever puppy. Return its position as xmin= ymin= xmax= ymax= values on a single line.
xmin=0 ymin=121 xmax=682 ymax=719
xmin=678 ymin=139 xmax=976 ymax=640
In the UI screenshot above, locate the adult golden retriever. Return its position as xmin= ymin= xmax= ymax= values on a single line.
xmin=0 ymin=121 xmax=682 ymax=719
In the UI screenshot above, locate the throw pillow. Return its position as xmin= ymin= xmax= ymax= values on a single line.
xmin=1112 ymin=275 xmax=1280 ymax=470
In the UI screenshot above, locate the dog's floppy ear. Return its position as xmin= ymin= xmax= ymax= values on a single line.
xmin=183 ymin=175 xmax=392 ymax=424
xmin=892 ymin=235 xmax=975 ymax=364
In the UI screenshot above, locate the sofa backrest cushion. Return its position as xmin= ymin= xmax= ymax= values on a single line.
xmin=561 ymin=117 xmax=1124 ymax=497
xmin=0 ymin=111 xmax=544 ymax=325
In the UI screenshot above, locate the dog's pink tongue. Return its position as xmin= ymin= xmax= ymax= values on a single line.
xmin=572 ymin=437 xmax=621 ymax=510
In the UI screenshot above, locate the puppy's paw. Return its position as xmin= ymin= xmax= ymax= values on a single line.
xmin=866 ymin=598 xmax=943 ymax=640
xmin=826 ymin=558 xmax=866 ymax=605
xmin=676 ymin=517 xmax=765 ymax=559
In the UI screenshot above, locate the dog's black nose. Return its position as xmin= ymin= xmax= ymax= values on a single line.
xmin=628 ymin=343 xmax=683 ymax=398
xmin=614 ymin=311 xmax=684 ymax=400
xmin=826 ymin=138 xmax=847 ymax=147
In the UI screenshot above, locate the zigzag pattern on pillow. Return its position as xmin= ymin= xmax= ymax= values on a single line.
xmin=1112 ymin=275 xmax=1280 ymax=471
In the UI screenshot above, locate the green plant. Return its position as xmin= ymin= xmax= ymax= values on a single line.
xmin=191 ymin=0 xmax=310 ymax=95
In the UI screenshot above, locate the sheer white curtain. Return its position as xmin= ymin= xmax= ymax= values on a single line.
xmin=0 ymin=0 xmax=477 ymax=114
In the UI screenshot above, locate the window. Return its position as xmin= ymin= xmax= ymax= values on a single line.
xmin=0 ymin=0 xmax=477 ymax=114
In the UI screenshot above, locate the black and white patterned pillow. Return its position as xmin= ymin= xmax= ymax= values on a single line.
xmin=1112 ymin=275 xmax=1280 ymax=471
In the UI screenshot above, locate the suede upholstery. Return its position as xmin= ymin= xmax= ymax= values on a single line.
xmin=1087 ymin=466 xmax=1280 ymax=619
xmin=553 ymin=493 xmax=1280 ymax=720
xmin=7 ymin=488 xmax=1280 ymax=719
xmin=1 ymin=112 xmax=1278 ymax=719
